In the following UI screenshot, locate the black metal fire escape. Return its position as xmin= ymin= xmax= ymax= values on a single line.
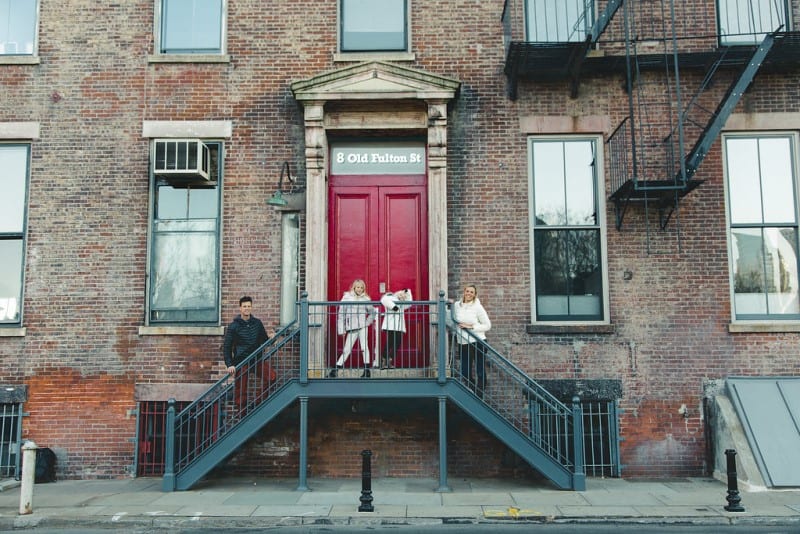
xmin=503 ymin=0 xmax=800 ymax=251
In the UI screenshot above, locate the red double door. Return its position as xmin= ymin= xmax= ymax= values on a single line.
xmin=328 ymin=173 xmax=429 ymax=368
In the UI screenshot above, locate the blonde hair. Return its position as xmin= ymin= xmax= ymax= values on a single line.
xmin=350 ymin=279 xmax=370 ymax=299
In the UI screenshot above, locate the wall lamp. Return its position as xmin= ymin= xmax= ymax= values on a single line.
xmin=267 ymin=161 xmax=305 ymax=211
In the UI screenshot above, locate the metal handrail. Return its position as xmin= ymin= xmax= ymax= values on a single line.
xmin=164 ymin=293 xmax=582 ymax=487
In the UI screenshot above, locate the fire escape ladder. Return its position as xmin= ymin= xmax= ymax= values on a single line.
xmin=568 ymin=0 xmax=624 ymax=98
xmin=681 ymin=33 xmax=776 ymax=182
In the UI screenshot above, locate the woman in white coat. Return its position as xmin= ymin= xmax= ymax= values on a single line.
xmin=331 ymin=279 xmax=376 ymax=377
xmin=451 ymin=284 xmax=491 ymax=397
xmin=380 ymin=288 xmax=412 ymax=369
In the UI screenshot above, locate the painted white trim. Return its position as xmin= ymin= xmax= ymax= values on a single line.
xmin=138 ymin=326 xmax=224 ymax=336
xmin=0 ymin=122 xmax=40 ymax=139
xmin=142 ymin=121 xmax=232 ymax=138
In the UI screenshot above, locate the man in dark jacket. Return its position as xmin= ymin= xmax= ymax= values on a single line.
xmin=223 ymin=296 xmax=273 ymax=408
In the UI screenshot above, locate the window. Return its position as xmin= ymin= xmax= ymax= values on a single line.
xmin=525 ymin=0 xmax=593 ymax=43
xmin=148 ymin=141 xmax=221 ymax=323
xmin=529 ymin=138 xmax=605 ymax=322
xmin=724 ymin=135 xmax=800 ymax=320
xmin=718 ymin=0 xmax=788 ymax=45
xmin=280 ymin=213 xmax=300 ymax=326
xmin=340 ymin=0 xmax=408 ymax=52
xmin=0 ymin=0 xmax=37 ymax=55
xmin=0 ymin=145 xmax=29 ymax=325
xmin=158 ymin=0 xmax=225 ymax=54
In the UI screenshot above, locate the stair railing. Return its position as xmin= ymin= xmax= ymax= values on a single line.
xmin=163 ymin=323 xmax=300 ymax=490
xmin=444 ymin=318 xmax=582 ymax=472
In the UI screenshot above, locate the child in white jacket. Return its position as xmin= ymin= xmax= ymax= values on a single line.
xmin=380 ymin=288 xmax=412 ymax=369
xmin=331 ymin=279 xmax=376 ymax=377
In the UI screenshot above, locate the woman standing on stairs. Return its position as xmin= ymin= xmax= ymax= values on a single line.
xmin=451 ymin=284 xmax=491 ymax=398
xmin=331 ymin=279 xmax=377 ymax=377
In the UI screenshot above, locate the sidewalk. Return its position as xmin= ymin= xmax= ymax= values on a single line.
xmin=0 ymin=475 xmax=798 ymax=530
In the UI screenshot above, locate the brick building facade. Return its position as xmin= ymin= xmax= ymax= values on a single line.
xmin=1 ymin=0 xmax=799 ymax=482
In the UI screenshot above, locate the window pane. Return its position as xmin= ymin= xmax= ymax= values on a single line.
xmin=732 ymin=227 xmax=800 ymax=316
xmin=162 ymin=0 xmax=223 ymax=53
xmin=342 ymin=0 xmax=406 ymax=51
xmin=726 ymin=138 xmax=763 ymax=224
xmin=526 ymin=0 xmax=589 ymax=42
xmin=280 ymin=213 xmax=300 ymax=325
xmin=0 ymin=146 xmax=27 ymax=233
xmin=0 ymin=0 xmax=36 ymax=55
xmin=156 ymin=185 xmax=188 ymax=220
xmin=535 ymin=229 xmax=602 ymax=320
xmin=764 ymin=227 xmax=800 ymax=314
xmin=564 ymin=141 xmax=596 ymax=225
xmin=719 ymin=0 xmax=786 ymax=45
xmin=188 ymin=187 xmax=218 ymax=219
xmin=0 ymin=240 xmax=23 ymax=323
xmin=759 ymin=137 xmax=795 ymax=224
xmin=150 ymin=231 xmax=217 ymax=315
xmin=533 ymin=141 xmax=567 ymax=226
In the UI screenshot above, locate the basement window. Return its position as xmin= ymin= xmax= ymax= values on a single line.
xmin=0 ymin=403 xmax=22 ymax=479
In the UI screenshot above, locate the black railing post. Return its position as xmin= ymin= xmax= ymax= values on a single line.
xmin=437 ymin=290 xmax=447 ymax=384
xmin=723 ymin=449 xmax=745 ymax=512
xmin=299 ymin=291 xmax=309 ymax=384
xmin=571 ymin=396 xmax=586 ymax=491
xmin=358 ymin=449 xmax=374 ymax=512
xmin=161 ymin=398 xmax=176 ymax=492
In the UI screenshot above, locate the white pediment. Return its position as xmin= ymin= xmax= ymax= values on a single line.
xmin=292 ymin=61 xmax=460 ymax=102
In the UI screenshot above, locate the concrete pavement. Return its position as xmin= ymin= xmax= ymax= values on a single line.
xmin=0 ymin=475 xmax=798 ymax=530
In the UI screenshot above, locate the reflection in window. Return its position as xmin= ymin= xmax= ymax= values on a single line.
xmin=525 ymin=0 xmax=592 ymax=43
xmin=0 ymin=0 xmax=36 ymax=55
xmin=530 ymin=138 xmax=604 ymax=321
xmin=160 ymin=0 xmax=224 ymax=54
xmin=726 ymin=135 xmax=800 ymax=319
xmin=149 ymin=143 xmax=221 ymax=323
xmin=341 ymin=0 xmax=407 ymax=52
xmin=0 ymin=145 xmax=28 ymax=324
xmin=718 ymin=0 xmax=787 ymax=45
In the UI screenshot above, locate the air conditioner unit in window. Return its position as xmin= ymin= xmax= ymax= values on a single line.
xmin=153 ymin=139 xmax=210 ymax=181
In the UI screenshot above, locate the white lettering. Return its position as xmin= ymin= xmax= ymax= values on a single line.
xmin=370 ymin=152 xmax=408 ymax=164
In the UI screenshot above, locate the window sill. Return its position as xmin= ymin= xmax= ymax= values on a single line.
xmin=333 ymin=51 xmax=415 ymax=63
xmin=139 ymin=326 xmax=224 ymax=336
xmin=0 ymin=56 xmax=40 ymax=65
xmin=728 ymin=322 xmax=800 ymax=333
xmin=526 ymin=323 xmax=615 ymax=335
xmin=0 ymin=327 xmax=26 ymax=337
xmin=148 ymin=54 xmax=230 ymax=64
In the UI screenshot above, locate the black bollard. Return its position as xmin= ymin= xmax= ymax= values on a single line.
xmin=358 ymin=449 xmax=374 ymax=512
xmin=723 ymin=449 xmax=745 ymax=512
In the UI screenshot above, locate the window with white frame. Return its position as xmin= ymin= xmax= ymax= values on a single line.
xmin=0 ymin=145 xmax=28 ymax=325
xmin=718 ymin=0 xmax=788 ymax=45
xmin=340 ymin=0 xmax=408 ymax=52
xmin=525 ymin=0 xmax=593 ymax=43
xmin=724 ymin=134 xmax=800 ymax=320
xmin=148 ymin=141 xmax=221 ymax=323
xmin=0 ymin=0 xmax=37 ymax=55
xmin=529 ymin=137 xmax=605 ymax=322
xmin=158 ymin=0 xmax=225 ymax=54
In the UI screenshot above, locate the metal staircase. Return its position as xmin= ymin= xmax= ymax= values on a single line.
xmin=162 ymin=294 xmax=585 ymax=492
